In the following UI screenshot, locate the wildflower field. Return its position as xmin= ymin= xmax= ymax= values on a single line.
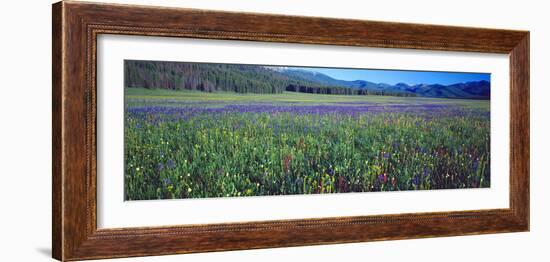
xmin=124 ymin=88 xmax=490 ymax=200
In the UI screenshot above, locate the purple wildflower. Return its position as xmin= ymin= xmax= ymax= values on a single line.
xmin=167 ymin=159 xmax=175 ymax=169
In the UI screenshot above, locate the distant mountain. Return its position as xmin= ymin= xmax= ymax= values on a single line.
xmin=124 ymin=60 xmax=490 ymax=99
xmin=274 ymin=67 xmax=490 ymax=99
xmin=278 ymin=68 xmax=359 ymax=87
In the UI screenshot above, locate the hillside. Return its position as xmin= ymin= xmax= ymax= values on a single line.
xmin=124 ymin=60 xmax=490 ymax=99
xmin=281 ymin=68 xmax=490 ymax=99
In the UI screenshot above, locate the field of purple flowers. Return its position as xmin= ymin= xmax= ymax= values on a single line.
xmin=124 ymin=89 xmax=490 ymax=200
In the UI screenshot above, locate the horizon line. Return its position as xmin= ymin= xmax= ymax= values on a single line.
xmin=125 ymin=59 xmax=491 ymax=87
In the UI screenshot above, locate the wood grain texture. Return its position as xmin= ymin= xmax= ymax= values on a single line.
xmin=52 ymin=2 xmax=63 ymax=260
xmin=509 ymin=34 xmax=530 ymax=227
xmin=52 ymin=1 xmax=530 ymax=261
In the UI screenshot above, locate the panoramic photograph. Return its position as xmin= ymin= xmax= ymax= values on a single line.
xmin=123 ymin=60 xmax=491 ymax=201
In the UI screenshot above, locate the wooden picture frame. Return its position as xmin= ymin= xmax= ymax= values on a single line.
xmin=52 ymin=1 xmax=529 ymax=261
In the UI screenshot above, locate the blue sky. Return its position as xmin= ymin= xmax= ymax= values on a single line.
xmin=292 ymin=66 xmax=490 ymax=85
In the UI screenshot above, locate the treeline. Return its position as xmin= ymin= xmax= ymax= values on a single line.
xmin=285 ymin=84 xmax=417 ymax=97
xmin=124 ymin=60 xmax=416 ymax=97
xmin=125 ymin=60 xmax=311 ymax=94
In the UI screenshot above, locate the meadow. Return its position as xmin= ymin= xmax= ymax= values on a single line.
xmin=124 ymin=88 xmax=490 ymax=200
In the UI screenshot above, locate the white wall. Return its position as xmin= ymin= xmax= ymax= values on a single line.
xmin=0 ymin=0 xmax=547 ymax=261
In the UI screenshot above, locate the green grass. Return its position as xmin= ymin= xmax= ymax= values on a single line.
xmin=125 ymin=88 xmax=489 ymax=108
xmin=124 ymin=88 xmax=490 ymax=200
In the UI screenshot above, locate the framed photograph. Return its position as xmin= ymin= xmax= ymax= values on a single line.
xmin=52 ymin=1 xmax=529 ymax=261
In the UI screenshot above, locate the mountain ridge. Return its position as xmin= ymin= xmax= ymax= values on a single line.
xmin=124 ymin=60 xmax=490 ymax=100
xmin=276 ymin=67 xmax=490 ymax=99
